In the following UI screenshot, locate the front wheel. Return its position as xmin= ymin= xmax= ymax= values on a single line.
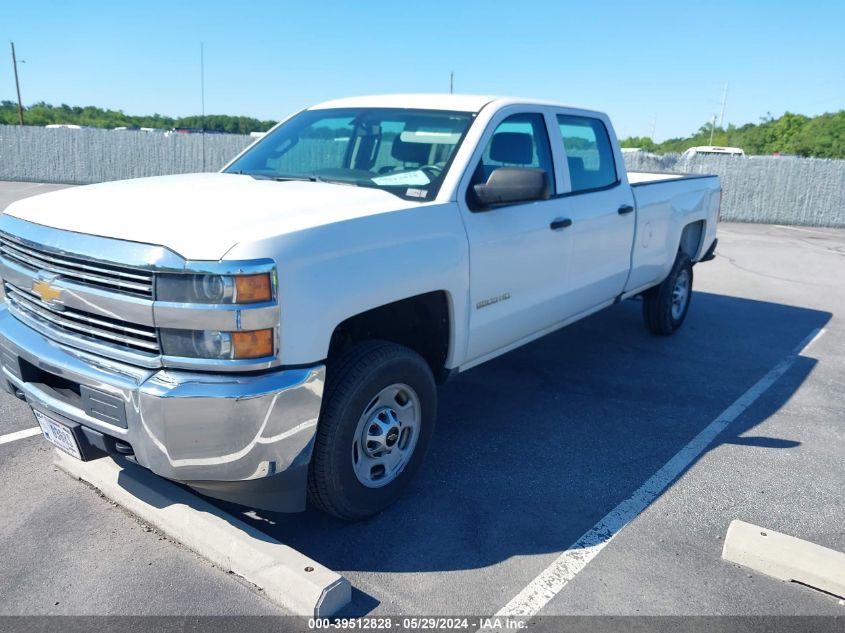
xmin=643 ymin=253 xmax=693 ymax=335
xmin=307 ymin=341 xmax=437 ymax=520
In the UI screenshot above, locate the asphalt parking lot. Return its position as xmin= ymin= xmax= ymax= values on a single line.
xmin=0 ymin=181 xmax=843 ymax=617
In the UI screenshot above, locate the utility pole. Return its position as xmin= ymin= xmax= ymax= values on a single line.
xmin=200 ymin=42 xmax=206 ymax=171
xmin=449 ymin=71 xmax=454 ymax=94
xmin=10 ymin=41 xmax=24 ymax=125
xmin=718 ymin=83 xmax=728 ymax=128
xmin=709 ymin=114 xmax=717 ymax=145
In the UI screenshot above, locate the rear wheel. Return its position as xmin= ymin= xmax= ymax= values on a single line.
xmin=643 ymin=253 xmax=693 ymax=335
xmin=307 ymin=341 xmax=436 ymax=520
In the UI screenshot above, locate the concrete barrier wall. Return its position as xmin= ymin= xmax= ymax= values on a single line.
xmin=0 ymin=125 xmax=252 ymax=184
xmin=1 ymin=125 xmax=843 ymax=227
xmin=624 ymin=152 xmax=845 ymax=227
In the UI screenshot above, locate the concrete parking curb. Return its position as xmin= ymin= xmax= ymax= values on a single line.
xmin=722 ymin=519 xmax=845 ymax=599
xmin=55 ymin=451 xmax=351 ymax=616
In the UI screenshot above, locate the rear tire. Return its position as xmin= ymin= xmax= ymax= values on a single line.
xmin=643 ymin=253 xmax=693 ymax=336
xmin=307 ymin=341 xmax=437 ymax=520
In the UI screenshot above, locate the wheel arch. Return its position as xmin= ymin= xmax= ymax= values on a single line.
xmin=678 ymin=219 xmax=707 ymax=261
xmin=327 ymin=290 xmax=454 ymax=383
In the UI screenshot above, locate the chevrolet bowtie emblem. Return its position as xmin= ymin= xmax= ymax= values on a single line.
xmin=32 ymin=279 xmax=62 ymax=304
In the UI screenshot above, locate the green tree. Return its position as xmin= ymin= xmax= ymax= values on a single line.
xmin=3 ymin=102 xmax=844 ymax=158
xmin=619 ymin=136 xmax=657 ymax=151
xmin=0 ymin=101 xmax=277 ymax=133
xmin=649 ymin=110 xmax=842 ymax=157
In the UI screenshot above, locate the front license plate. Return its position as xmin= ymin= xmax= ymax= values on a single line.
xmin=33 ymin=409 xmax=82 ymax=460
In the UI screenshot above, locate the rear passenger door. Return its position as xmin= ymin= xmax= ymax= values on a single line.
xmin=553 ymin=113 xmax=636 ymax=318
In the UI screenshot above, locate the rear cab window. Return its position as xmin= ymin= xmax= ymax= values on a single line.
xmin=556 ymin=115 xmax=618 ymax=193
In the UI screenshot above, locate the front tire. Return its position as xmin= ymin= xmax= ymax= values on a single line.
xmin=643 ymin=253 xmax=693 ymax=336
xmin=307 ymin=341 xmax=437 ymax=520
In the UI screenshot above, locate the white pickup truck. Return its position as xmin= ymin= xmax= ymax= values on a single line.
xmin=0 ymin=95 xmax=720 ymax=519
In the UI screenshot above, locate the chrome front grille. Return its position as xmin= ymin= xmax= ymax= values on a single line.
xmin=0 ymin=232 xmax=154 ymax=298
xmin=0 ymin=215 xmax=280 ymax=373
xmin=4 ymin=282 xmax=160 ymax=355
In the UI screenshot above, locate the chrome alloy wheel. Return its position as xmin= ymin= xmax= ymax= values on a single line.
xmin=671 ymin=268 xmax=691 ymax=320
xmin=352 ymin=383 xmax=421 ymax=488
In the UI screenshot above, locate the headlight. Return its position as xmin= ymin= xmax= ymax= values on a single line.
xmin=160 ymin=328 xmax=274 ymax=360
xmin=156 ymin=273 xmax=272 ymax=304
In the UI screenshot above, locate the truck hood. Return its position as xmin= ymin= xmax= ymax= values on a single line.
xmin=3 ymin=173 xmax=420 ymax=260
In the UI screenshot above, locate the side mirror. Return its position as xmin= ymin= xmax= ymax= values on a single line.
xmin=473 ymin=167 xmax=550 ymax=208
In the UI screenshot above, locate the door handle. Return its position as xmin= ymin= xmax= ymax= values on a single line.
xmin=618 ymin=204 xmax=634 ymax=215
xmin=550 ymin=218 xmax=572 ymax=231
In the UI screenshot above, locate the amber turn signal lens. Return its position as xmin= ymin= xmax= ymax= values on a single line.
xmin=235 ymin=274 xmax=272 ymax=303
xmin=232 ymin=329 xmax=274 ymax=359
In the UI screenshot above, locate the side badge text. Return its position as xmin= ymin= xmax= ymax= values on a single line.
xmin=476 ymin=293 xmax=511 ymax=310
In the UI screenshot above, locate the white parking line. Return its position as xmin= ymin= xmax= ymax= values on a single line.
xmin=496 ymin=327 xmax=826 ymax=617
xmin=0 ymin=426 xmax=41 ymax=446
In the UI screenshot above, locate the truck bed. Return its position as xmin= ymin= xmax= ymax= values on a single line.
xmin=624 ymin=172 xmax=720 ymax=294
xmin=628 ymin=171 xmax=717 ymax=186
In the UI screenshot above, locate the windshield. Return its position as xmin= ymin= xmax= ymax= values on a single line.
xmin=224 ymin=108 xmax=475 ymax=201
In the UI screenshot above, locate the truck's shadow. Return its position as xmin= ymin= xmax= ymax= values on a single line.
xmin=213 ymin=291 xmax=828 ymax=591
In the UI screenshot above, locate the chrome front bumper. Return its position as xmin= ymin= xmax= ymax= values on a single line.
xmin=0 ymin=306 xmax=324 ymax=509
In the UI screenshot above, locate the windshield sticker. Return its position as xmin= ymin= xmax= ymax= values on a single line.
xmin=371 ymin=170 xmax=431 ymax=186
xmin=405 ymin=188 xmax=428 ymax=198
xmin=400 ymin=130 xmax=462 ymax=144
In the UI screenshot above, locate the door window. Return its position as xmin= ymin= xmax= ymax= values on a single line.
xmin=469 ymin=113 xmax=555 ymax=199
xmin=556 ymin=115 xmax=618 ymax=193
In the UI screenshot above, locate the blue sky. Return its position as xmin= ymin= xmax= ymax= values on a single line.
xmin=3 ymin=0 xmax=843 ymax=140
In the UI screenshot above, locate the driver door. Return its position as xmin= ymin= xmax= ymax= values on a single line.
xmin=457 ymin=108 xmax=572 ymax=365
